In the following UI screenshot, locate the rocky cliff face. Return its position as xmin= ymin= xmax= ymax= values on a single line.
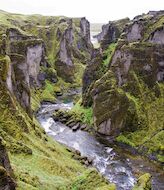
xmin=0 ymin=10 xmax=114 ymax=190
xmin=80 ymin=17 xmax=91 ymax=45
xmin=82 ymin=49 xmax=104 ymax=107
xmin=82 ymin=11 xmax=164 ymax=162
xmin=3 ymin=28 xmax=46 ymax=115
xmin=55 ymin=24 xmax=75 ymax=82
xmin=94 ymin=18 xmax=130 ymax=50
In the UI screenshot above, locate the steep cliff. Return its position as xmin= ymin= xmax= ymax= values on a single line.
xmin=0 ymin=10 xmax=115 ymax=189
xmin=94 ymin=18 xmax=130 ymax=50
xmin=83 ymin=11 xmax=164 ymax=163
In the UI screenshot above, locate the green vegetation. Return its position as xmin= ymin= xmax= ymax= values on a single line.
xmin=103 ymin=43 xmax=117 ymax=66
xmin=132 ymin=173 xmax=151 ymax=190
xmin=71 ymin=99 xmax=93 ymax=126
xmin=0 ymin=59 xmax=113 ymax=190
xmin=116 ymin=76 xmax=164 ymax=162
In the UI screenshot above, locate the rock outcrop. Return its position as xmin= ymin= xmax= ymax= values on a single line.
xmin=82 ymin=11 xmax=164 ymax=162
xmin=3 ymin=28 xmax=46 ymax=115
xmin=80 ymin=17 xmax=91 ymax=45
xmin=0 ymin=10 xmax=115 ymax=190
xmin=55 ymin=25 xmax=75 ymax=82
xmin=94 ymin=18 xmax=130 ymax=50
xmin=132 ymin=173 xmax=152 ymax=190
xmin=82 ymin=49 xmax=104 ymax=107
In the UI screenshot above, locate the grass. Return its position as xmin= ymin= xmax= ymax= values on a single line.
xmin=0 ymin=78 xmax=113 ymax=190
xmin=103 ymin=43 xmax=117 ymax=66
xmin=71 ymin=100 xmax=93 ymax=126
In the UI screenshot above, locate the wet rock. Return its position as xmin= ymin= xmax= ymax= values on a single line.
xmin=80 ymin=124 xmax=87 ymax=130
xmin=37 ymin=72 xmax=46 ymax=82
xmin=75 ymin=150 xmax=81 ymax=156
xmin=72 ymin=123 xmax=81 ymax=131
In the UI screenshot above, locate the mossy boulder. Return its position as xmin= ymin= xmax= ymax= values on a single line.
xmin=132 ymin=173 xmax=152 ymax=190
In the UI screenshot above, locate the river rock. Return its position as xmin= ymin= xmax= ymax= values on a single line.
xmin=72 ymin=123 xmax=81 ymax=131
xmin=80 ymin=124 xmax=87 ymax=130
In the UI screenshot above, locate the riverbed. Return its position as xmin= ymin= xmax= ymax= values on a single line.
xmin=37 ymin=101 xmax=164 ymax=190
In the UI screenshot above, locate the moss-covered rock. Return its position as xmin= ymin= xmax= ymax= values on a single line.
xmin=94 ymin=18 xmax=130 ymax=50
xmin=90 ymin=11 xmax=164 ymax=162
xmin=132 ymin=173 xmax=152 ymax=190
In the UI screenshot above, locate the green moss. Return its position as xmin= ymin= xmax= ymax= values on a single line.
xmin=0 ymin=78 xmax=113 ymax=190
xmin=70 ymin=169 xmax=116 ymax=190
xmin=116 ymin=135 xmax=135 ymax=147
xmin=132 ymin=173 xmax=151 ymax=190
xmin=71 ymin=99 xmax=93 ymax=126
xmin=0 ymin=55 xmax=10 ymax=81
xmin=103 ymin=43 xmax=117 ymax=66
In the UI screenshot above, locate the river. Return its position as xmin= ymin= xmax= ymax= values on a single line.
xmin=37 ymin=100 xmax=164 ymax=190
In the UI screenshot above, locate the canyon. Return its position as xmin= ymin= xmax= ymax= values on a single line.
xmin=0 ymin=9 xmax=163 ymax=190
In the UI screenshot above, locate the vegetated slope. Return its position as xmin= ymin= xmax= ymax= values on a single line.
xmin=82 ymin=11 xmax=164 ymax=163
xmin=0 ymin=10 xmax=115 ymax=190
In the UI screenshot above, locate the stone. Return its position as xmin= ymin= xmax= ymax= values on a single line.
xmin=132 ymin=173 xmax=152 ymax=190
xmin=72 ymin=123 xmax=81 ymax=131
xmin=148 ymin=26 xmax=164 ymax=44
xmin=80 ymin=124 xmax=87 ymax=130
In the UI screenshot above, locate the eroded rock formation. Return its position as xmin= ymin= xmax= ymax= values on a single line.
xmin=94 ymin=18 xmax=130 ymax=50
xmin=82 ymin=11 xmax=164 ymax=162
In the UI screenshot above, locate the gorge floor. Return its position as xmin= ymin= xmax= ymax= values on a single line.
xmin=36 ymin=100 xmax=164 ymax=190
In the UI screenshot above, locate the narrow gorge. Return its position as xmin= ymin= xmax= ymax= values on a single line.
xmin=0 ymin=9 xmax=163 ymax=190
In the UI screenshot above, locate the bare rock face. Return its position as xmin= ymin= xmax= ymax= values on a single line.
xmin=55 ymin=17 xmax=93 ymax=82
xmin=126 ymin=22 xmax=143 ymax=42
xmin=80 ymin=17 xmax=91 ymax=44
xmin=27 ymin=44 xmax=45 ymax=86
xmin=5 ymin=28 xmax=46 ymax=115
xmin=55 ymin=26 xmax=75 ymax=82
xmin=148 ymin=26 xmax=164 ymax=44
xmin=0 ymin=138 xmax=16 ymax=190
xmin=110 ymin=50 xmax=132 ymax=86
